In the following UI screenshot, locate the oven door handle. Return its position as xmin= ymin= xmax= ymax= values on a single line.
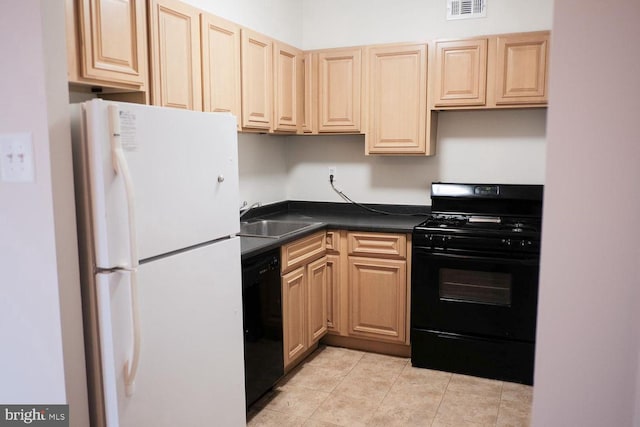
xmin=413 ymin=249 xmax=540 ymax=266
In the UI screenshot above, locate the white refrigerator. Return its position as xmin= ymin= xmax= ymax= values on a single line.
xmin=70 ymin=99 xmax=246 ymax=426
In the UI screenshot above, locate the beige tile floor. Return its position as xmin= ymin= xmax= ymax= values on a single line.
xmin=247 ymin=345 xmax=533 ymax=427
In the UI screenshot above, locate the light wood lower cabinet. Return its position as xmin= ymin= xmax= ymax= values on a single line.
xmin=326 ymin=253 xmax=341 ymax=333
xmin=323 ymin=230 xmax=411 ymax=352
xmin=281 ymin=233 xmax=328 ymax=370
xmin=307 ymin=257 xmax=328 ymax=343
xmin=348 ymin=256 xmax=406 ymax=343
xmin=282 ymin=266 xmax=307 ymax=366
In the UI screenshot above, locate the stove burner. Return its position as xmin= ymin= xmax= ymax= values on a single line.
xmin=420 ymin=214 xmax=539 ymax=234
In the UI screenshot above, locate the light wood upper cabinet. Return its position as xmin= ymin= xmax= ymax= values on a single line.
xmin=495 ymin=32 xmax=549 ymax=105
xmin=273 ymin=42 xmax=302 ymax=132
xmin=366 ymin=44 xmax=428 ymax=155
xmin=201 ymin=13 xmax=241 ymax=125
xmin=149 ymin=0 xmax=202 ymax=110
xmin=318 ymin=48 xmax=362 ymax=133
xmin=433 ymin=39 xmax=488 ymax=107
xmin=431 ymin=31 xmax=550 ymax=110
xmin=301 ymin=52 xmax=319 ymax=133
xmin=66 ymin=0 xmax=147 ymax=90
xmin=241 ymin=29 xmax=273 ymax=130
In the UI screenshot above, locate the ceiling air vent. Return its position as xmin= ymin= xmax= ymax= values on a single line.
xmin=447 ymin=0 xmax=487 ymax=20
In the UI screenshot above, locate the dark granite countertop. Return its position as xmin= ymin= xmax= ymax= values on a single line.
xmin=240 ymin=201 xmax=430 ymax=260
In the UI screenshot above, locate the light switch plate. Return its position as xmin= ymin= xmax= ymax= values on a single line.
xmin=0 ymin=133 xmax=35 ymax=183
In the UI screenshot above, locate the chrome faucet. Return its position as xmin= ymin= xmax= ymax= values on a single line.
xmin=240 ymin=201 xmax=261 ymax=219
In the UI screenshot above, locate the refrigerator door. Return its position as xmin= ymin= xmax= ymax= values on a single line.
xmin=82 ymin=99 xmax=240 ymax=269
xmin=96 ymin=237 xmax=246 ymax=427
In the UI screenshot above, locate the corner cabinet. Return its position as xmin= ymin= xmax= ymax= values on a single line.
xmin=318 ymin=48 xmax=362 ymax=133
xmin=301 ymin=52 xmax=319 ymax=134
xmin=347 ymin=232 xmax=407 ymax=343
xmin=201 ymin=14 xmax=242 ymax=125
xmin=66 ymin=0 xmax=148 ymax=91
xmin=281 ymin=232 xmax=328 ymax=370
xmin=366 ymin=43 xmax=430 ymax=155
xmin=322 ymin=230 xmax=411 ymax=356
xmin=148 ymin=0 xmax=202 ymax=110
xmin=241 ymin=29 xmax=273 ymax=131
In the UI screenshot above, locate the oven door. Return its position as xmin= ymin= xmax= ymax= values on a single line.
xmin=411 ymin=249 xmax=539 ymax=341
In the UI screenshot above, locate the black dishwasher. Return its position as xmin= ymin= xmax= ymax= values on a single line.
xmin=241 ymin=249 xmax=284 ymax=408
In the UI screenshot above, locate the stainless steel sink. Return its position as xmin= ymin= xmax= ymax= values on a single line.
xmin=238 ymin=220 xmax=321 ymax=239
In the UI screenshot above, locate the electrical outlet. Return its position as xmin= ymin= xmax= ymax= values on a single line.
xmin=328 ymin=166 xmax=336 ymax=178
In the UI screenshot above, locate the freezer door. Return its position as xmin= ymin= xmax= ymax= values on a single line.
xmin=96 ymin=238 xmax=246 ymax=427
xmin=82 ymin=99 xmax=240 ymax=269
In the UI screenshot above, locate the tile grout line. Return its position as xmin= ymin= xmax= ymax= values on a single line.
xmin=494 ymin=381 xmax=505 ymax=427
xmin=364 ymin=358 xmax=410 ymax=426
xmin=305 ymin=348 xmax=366 ymax=424
xmin=428 ymin=371 xmax=453 ymax=427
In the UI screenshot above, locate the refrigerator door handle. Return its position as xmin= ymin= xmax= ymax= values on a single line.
xmin=124 ymin=267 xmax=141 ymax=397
xmin=108 ymin=104 xmax=139 ymax=270
xmin=109 ymin=105 xmax=141 ymax=396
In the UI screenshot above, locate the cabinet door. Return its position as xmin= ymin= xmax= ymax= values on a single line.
xmin=69 ymin=0 xmax=147 ymax=88
xmin=282 ymin=267 xmax=307 ymax=369
xmin=149 ymin=0 xmax=202 ymax=110
xmin=201 ymin=13 xmax=241 ymax=126
xmin=434 ymin=39 xmax=488 ymax=107
xmin=367 ymin=44 xmax=427 ymax=154
xmin=273 ymin=42 xmax=301 ymax=132
xmin=318 ymin=48 xmax=362 ymax=132
xmin=495 ymin=32 xmax=549 ymax=105
xmin=348 ymin=256 xmax=406 ymax=343
xmin=326 ymin=254 xmax=341 ymax=334
xmin=241 ymin=29 xmax=273 ymax=130
xmin=302 ymin=52 xmax=318 ymax=133
xmin=307 ymin=257 xmax=328 ymax=344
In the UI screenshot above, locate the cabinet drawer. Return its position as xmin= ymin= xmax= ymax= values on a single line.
xmin=281 ymin=231 xmax=326 ymax=273
xmin=347 ymin=232 xmax=406 ymax=259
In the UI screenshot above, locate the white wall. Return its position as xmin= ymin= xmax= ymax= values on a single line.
xmin=0 ymin=1 xmax=89 ymax=424
xmin=301 ymin=0 xmax=553 ymax=49
xmin=180 ymin=0 xmax=303 ymax=46
xmin=532 ymin=1 xmax=640 ymax=426
xmin=237 ymin=134 xmax=288 ymax=206
xmin=286 ymin=109 xmax=546 ymax=204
